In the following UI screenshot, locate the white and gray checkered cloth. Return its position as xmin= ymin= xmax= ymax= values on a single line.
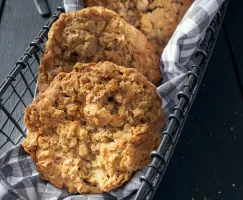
xmin=0 ymin=0 xmax=225 ymax=199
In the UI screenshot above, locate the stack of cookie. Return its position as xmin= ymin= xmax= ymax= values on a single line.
xmin=23 ymin=1 xmax=192 ymax=194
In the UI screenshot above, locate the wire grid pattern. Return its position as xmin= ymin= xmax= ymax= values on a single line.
xmin=0 ymin=45 xmax=45 ymax=154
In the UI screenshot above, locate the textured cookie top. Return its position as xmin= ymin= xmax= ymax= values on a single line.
xmin=38 ymin=6 xmax=161 ymax=93
xmin=84 ymin=0 xmax=193 ymax=55
xmin=23 ymin=62 xmax=164 ymax=193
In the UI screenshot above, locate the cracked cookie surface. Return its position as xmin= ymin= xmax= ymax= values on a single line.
xmin=84 ymin=0 xmax=193 ymax=55
xmin=23 ymin=62 xmax=164 ymax=193
xmin=38 ymin=7 xmax=161 ymax=94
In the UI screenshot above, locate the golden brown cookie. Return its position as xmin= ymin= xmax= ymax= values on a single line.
xmin=84 ymin=0 xmax=193 ymax=55
xmin=38 ymin=7 xmax=161 ymax=94
xmin=23 ymin=61 xmax=164 ymax=193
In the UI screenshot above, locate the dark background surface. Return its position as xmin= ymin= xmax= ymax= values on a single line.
xmin=0 ymin=0 xmax=242 ymax=199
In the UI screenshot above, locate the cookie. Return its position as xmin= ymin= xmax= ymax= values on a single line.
xmin=23 ymin=61 xmax=164 ymax=193
xmin=38 ymin=7 xmax=161 ymax=94
xmin=84 ymin=0 xmax=193 ymax=55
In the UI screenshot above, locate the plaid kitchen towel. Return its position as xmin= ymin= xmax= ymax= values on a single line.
xmin=0 ymin=0 xmax=225 ymax=199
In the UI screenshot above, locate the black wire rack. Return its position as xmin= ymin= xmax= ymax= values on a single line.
xmin=134 ymin=1 xmax=229 ymax=199
xmin=0 ymin=1 xmax=228 ymax=199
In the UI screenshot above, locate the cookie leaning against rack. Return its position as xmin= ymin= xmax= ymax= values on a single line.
xmin=23 ymin=61 xmax=164 ymax=193
xmin=84 ymin=0 xmax=193 ymax=56
xmin=37 ymin=6 xmax=161 ymax=94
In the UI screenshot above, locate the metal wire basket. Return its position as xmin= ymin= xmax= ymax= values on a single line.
xmin=0 ymin=1 xmax=228 ymax=199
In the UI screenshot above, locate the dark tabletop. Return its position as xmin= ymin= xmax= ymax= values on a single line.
xmin=0 ymin=1 xmax=242 ymax=200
